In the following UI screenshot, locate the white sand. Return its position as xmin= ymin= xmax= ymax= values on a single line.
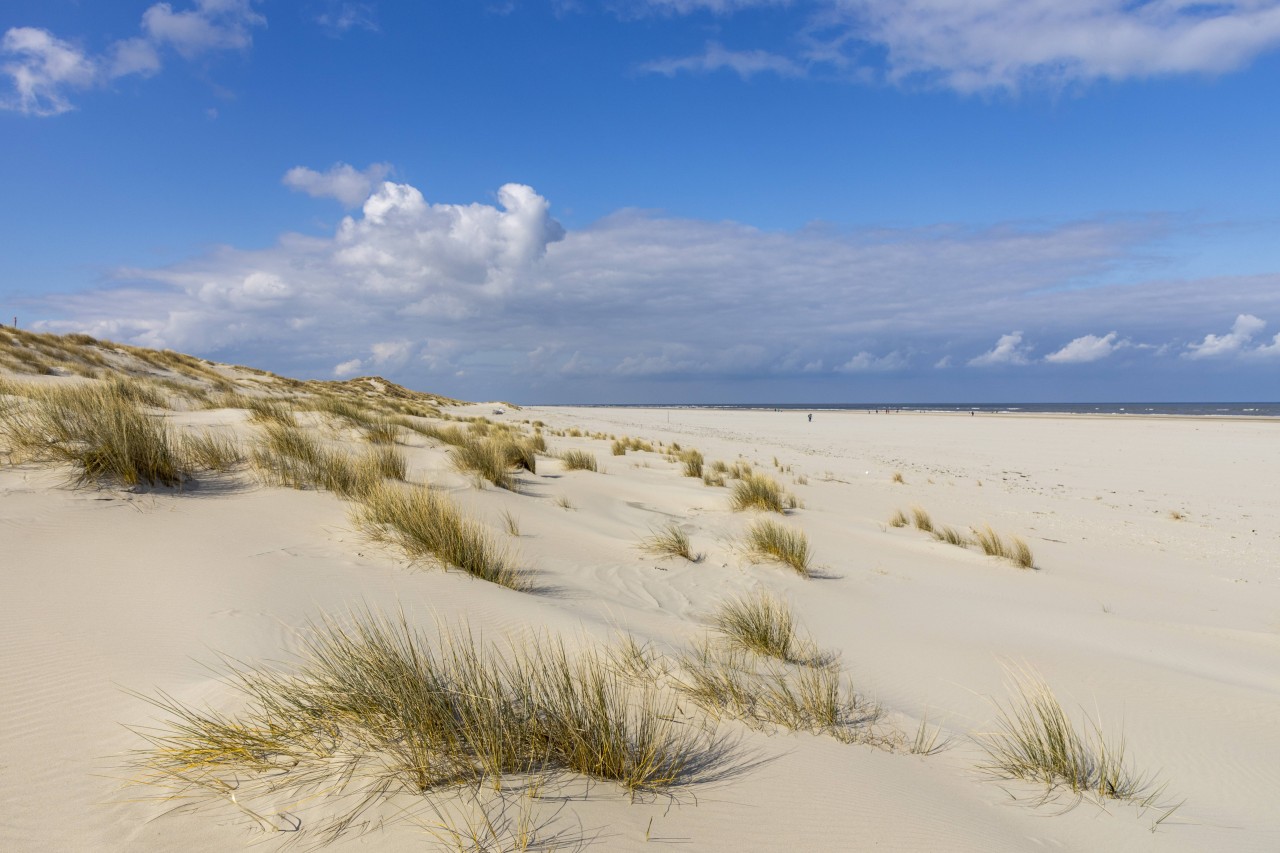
xmin=2 ymin=400 xmax=1278 ymax=851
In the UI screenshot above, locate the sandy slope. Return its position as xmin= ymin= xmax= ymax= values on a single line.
xmin=2 ymin=397 xmax=1278 ymax=852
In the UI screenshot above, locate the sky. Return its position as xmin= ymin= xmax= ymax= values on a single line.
xmin=3 ymin=1 xmax=1280 ymax=404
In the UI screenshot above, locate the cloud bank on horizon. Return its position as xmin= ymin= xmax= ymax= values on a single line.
xmin=30 ymin=167 xmax=1280 ymax=401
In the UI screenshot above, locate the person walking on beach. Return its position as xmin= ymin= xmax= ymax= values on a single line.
xmin=807 ymin=413 xmax=813 ymax=423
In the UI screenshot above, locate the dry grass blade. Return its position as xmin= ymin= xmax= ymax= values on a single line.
xmin=743 ymin=518 xmax=812 ymax=576
xmin=934 ymin=525 xmax=969 ymax=547
xmin=681 ymin=449 xmax=704 ymax=478
xmin=977 ymin=667 xmax=1159 ymax=802
xmin=451 ymin=435 xmax=536 ymax=490
xmin=888 ymin=508 xmax=908 ymax=528
xmin=179 ymin=430 xmax=243 ymax=472
xmin=638 ymin=521 xmax=700 ymax=562
xmin=973 ymin=525 xmax=1036 ymax=568
xmin=351 ymin=482 xmax=526 ymax=589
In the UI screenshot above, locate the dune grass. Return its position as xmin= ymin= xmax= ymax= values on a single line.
xmin=451 ymin=435 xmax=537 ymax=490
xmin=243 ymin=396 xmax=296 ymax=426
xmin=363 ymin=419 xmax=401 ymax=445
xmin=743 ymin=518 xmax=812 ymax=577
xmin=638 ymin=520 xmax=701 ymax=562
xmin=891 ymin=471 xmax=905 ymax=484
xmin=129 ymin=612 xmax=720 ymax=844
xmin=178 ymin=430 xmax=244 ymax=472
xmin=251 ymin=421 xmax=403 ymax=499
xmin=681 ymin=449 xmax=704 ymax=478
xmin=672 ymin=640 xmax=877 ymax=743
xmin=910 ymin=506 xmax=934 ymax=534
xmin=973 ymin=525 xmax=1036 ymax=568
xmin=560 ymin=449 xmax=598 ymax=472
xmin=730 ymin=472 xmax=791 ymax=513
xmin=888 ymin=508 xmax=908 ymax=527
xmin=978 ymin=668 xmax=1158 ymax=802
xmin=711 ymin=591 xmax=816 ymax=664
xmin=0 ymin=380 xmax=187 ymax=487
xmin=934 ymin=525 xmax=970 ymax=547
xmin=351 ymin=482 xmax=525 ymax=589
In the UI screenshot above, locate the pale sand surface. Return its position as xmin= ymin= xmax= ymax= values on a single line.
xmin=3 ymin=400 xmax=1278 ymax=851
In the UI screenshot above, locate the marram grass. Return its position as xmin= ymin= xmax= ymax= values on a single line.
xmin=638 ymin=520 xmax=701 ymax=562
xmin=729 ymin=472 xmax=791 ymax=513
xmin=743 ymin=518 xmax=812 ymax=576
xmin=977 ymin=667 xmax=1161 ymax=802
xmin=351 ymin=481 xmax=527 ymax=590
xmin=711 ymin=590 xmax=816 ymax=664
xmin=128 ymin=612 xmax=722 ymax=845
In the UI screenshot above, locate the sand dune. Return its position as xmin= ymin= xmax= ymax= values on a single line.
xmin=2 ymin=332 xmax=1278 ymax=851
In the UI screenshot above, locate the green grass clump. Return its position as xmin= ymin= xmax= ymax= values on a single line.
xmin=978 ymin=668 xmax=1158 ymax=801
xmin=560 ymin=449 xmax=597 ymax=472
xmin=0 ymin=380 xmax=187 ymax=487
xmin=638 ymin=521 xmax=700 ymax=562
xmin=743 ymin=518 xmax=812 ymax=576
xmin=729 ymin=472 xmax=790 ymax=513
xmin=129 ymin=612 xmax=718 ymax=844
xmin=711 ymin=591 xmax=814 ymax=663
xmin=973 ymin=525 xmax=1036 ymax=568
xmin=351 ymin=482 xmax=524 ymax=589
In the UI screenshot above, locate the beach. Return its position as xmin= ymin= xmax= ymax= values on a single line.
xmin=3 ymin=371 xmax=1279 ymax=851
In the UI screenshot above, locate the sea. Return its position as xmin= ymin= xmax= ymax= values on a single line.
xmin=578 ymin=403 xmax=1280 ymax=418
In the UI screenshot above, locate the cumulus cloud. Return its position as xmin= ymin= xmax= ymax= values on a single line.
xmin=1 ymin=1 xmax=264 ymax=116
xmin=1045 ymin=331 xmax=1128 ymax=364
xmin=640 ymin=41 xmax=805 ymax=79
xmin=1184 ymin=314 xmax=1267 ymax=359
xmin=283 ymin=163 xmax=392 ymax=208
xmin=625 ymin=0 xmax=1280 ymax=92
xmin=969 ymin=332 xmax=1031 ymax=367
xmin=29 ymin=176 xmax=1280 ymax=399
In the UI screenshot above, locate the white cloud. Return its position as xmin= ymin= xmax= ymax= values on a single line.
xmin=626 ymin=0 xmax=1280 ymax=92
xmin=836 ymin=350 xmax=907 ymax=372
xmin=2 ymin=2 xmax=264 ymax=116
xmin=0 ymin=27 xmax=97 ymax=116
xmin=141 ymin=0 xmax=264 ymax=59
xmin=969 ymin=332 xmax=1031 ymax=367
xmin=1184 ymin=313 xmax=1266 ymax=359
xmin=1252 ymin=333 xmax=1280 ymax=358
xmin=333 ymin=358 xmax=363 ymax=378
xmin=283 ymin=163 xmax=392 ymax=208
xmin=29 ymin=176 xmax=1280 ymax=398
xmin=640 ymin=41 xmax=805 ymax=79
xmin=933 ymin=355 xmax=952 ymax=368
xmin=1045 ymin=331 xmax=1128 ymax=364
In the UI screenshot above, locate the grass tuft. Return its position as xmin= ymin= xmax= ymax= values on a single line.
xmin=638 ymin=521 xmax=701 ymax=562
xmin=559 ymin=449 xmax=597 ymax=472
xmin=0 ymin=380 xmax=187 ymax=487
xmin=973 ymin=525 xmax=1036 ymax=568
xmin=729 ymin=472 xmax=790 ymax=513
xmin=351 ymin=482 xmax=525 ymax=589
xmin=680 ymin=449 xmax=704 ymax=478
xmin=743 ymin=518 xmax=812 ymax=576
xmin=978 ymin=667 xmax=1159 ymax=802
xmin=933 ymin=525 xmax=970 ymax=547
xmin=711 ymin=591 xmax=816 ymax=664
xmin=910 ymin=505 xmax=934 ymax=533
xmin=128 ymin=612 xmax=720 ymax=844
xmin=888 ymin=508 xmax=908 ymax=528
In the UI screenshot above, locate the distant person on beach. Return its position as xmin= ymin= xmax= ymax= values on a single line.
xmin=808 ymin=413 xmax=812 ymax=423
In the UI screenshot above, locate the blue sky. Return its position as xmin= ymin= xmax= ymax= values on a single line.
xmin=3 ymin=1 xmax=1280 ymax=403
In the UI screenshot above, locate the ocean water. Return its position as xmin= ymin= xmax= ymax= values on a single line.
xmin=582 ymin=403 xmax=1280 ymax=418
